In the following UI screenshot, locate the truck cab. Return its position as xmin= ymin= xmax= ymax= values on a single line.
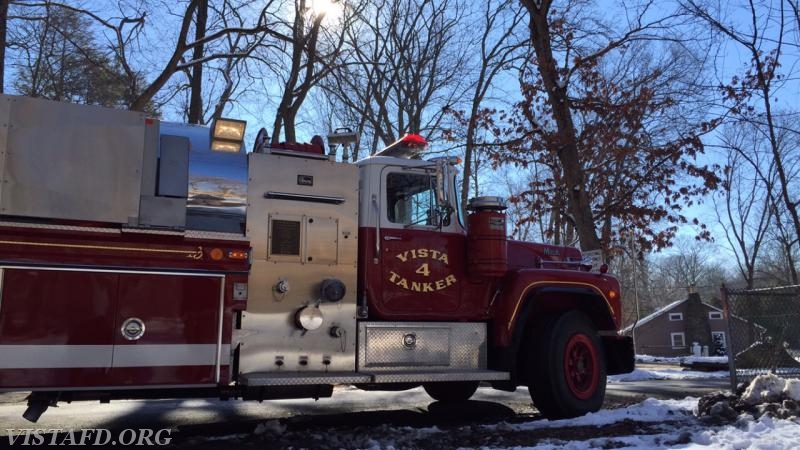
xmin=357 ymin=155 xmax=470 ymax=318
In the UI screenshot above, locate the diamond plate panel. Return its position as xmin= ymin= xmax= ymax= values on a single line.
xmin=240 ymin=370 xmax=509 ymax=386
xmin=358 ymin=322 xmax=486 ymax=371
xmin=364 ymin=326 xmax=450 ymax=367
xmin=368 ymin=370 xmax=509 ymax=383
xmin=240 ymin=371 xmax=371 ymax=386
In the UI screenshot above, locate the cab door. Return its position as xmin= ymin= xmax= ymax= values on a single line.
xmin=377 ymin=169 xmax=465 ymax=317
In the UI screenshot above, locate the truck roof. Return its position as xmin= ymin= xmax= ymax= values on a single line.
xmin=356 ymin=155 xmax=439 ymax=168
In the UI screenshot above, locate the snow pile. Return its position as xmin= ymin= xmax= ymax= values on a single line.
xmin=741 ymin=373 xmax=797 ymax=405
xmin=698 ymin=374 xmax=800 ymax=423
xmin=785 ymin=378 xmax=800 ymax=400
xmin=253 ymin=420 xmax=286 ymax=435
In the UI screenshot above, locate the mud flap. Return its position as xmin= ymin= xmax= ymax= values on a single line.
xmin=603 ymin=335 xmax=635 ymax=375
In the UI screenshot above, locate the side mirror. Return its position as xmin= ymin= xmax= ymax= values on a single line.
xmin=435 ymin=160 xmax=452 ymax=227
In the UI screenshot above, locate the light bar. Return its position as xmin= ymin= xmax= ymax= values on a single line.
xmin=373 ymin=133 xmax=429 ymax=158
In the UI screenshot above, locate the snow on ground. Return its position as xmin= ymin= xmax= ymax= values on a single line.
xmin=489 ymin=397 xmax=699 ymax=430
xmin=636 ymin=354 xmax=728 ymax=365
xmin=608 ymin=368 xmax=729 ymax=382
xmin=4 ymin=367 xmax=799 ymax=448
xmin=211 ymin=376 xmax=800 ymax=449
xmin=613 ymin=355 xmax=730 ymax=383
xmin=230 ymin=386 xmax=800 ymax=450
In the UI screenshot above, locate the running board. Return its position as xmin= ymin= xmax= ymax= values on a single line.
xmin=239 ymin=370 xmax=509 ymax=386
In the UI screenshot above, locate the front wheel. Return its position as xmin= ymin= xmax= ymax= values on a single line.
xmin=525 ymin=311 xmax=606 ymax=419
xmin=423 ymin=381 xmax=479 ymax=402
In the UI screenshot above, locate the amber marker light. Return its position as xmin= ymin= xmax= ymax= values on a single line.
xmin=228 ymin=250 xmax=249 ymax=260
xmin=609 ymin=290 xmax=618 ymax=300
xmin=209 ymin=248 xmax=225 ymax=261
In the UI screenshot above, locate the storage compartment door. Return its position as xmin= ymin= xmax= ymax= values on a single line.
xmin=110 ymin=273 xmax=223 ymax=385
xmin=0 ymin=268 xmax=117 ymax=388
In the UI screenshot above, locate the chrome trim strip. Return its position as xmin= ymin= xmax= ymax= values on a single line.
xmin=120 ymin=227 xmax=183 ymax=236
xmin=216 ymin=276 xmax=225 ymax=383
xmin=0 ymin=384 xmax=217 ymax=393
xmin=0 ymin=221 xmax=121 ymax=234
xmin=263 ymin=191 xmax=345 ymax=205
xmin=0 ymin=265 xmax=226 ymax=278
xmin=184 ymin=230 xmax=249 ymax=241
xmin=0 ymin=344 xmax=230 ymax=369
xmin=0 ymin=222 xmax=248 ymax=241
xmin=267 ymin=148 xmax=329 ymax=160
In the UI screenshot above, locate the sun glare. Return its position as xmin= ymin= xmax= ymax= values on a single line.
xmin=310 ymin=0 xmax=343 ymax=22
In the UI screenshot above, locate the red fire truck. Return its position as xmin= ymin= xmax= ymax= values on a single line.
xmin=0 ymin=95 xmax=633 ymax=422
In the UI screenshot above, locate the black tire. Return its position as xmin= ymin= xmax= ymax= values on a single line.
xmin=423 ymin=381 xmax=479 ymax=402
xmin=525 ymin=311 xmax=606 ymax=419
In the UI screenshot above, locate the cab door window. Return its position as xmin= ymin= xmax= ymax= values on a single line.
xmin=386 ymin=172 xmax=436 ymax=226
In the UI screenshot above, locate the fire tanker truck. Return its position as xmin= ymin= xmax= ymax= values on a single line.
xmin=0 ymin=95 xmax=633 ymax=422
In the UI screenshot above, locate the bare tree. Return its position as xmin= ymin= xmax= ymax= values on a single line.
xmin=8 ymin=3 xmax=145 ymax=107
xmin=324 ymin=0 xmax=469 ymax=155
xmin=649 ymin=238 xmax=729 ymax=304
xmin=441 ymin=0 xmax=526 ymax=208
xmin=683 ymin=0 xmax=800 ymax=265
xmin=713 ymin=124 xmax=776 ymax=288
xmin=509 ymin=0 xmax=719 ymax=255
xmin=265 ymin=0 xmax=356 ymax=143
xmin=7 ymin=1 xmax=285 ymax=112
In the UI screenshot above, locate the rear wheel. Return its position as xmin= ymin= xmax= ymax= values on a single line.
xmin=423 ymin=381 xmax=479 ymax=402
xmin=525 ymin=311 xmax=606 ymax=419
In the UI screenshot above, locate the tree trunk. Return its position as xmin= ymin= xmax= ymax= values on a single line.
xmin=521 ymin=0 xmax=602 ymax=253
xmin=188 ymin=0 xmax=208 ymax=124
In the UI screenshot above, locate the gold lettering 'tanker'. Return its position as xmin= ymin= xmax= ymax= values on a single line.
xmin=388 ymin=271 xmax=457 ymax=292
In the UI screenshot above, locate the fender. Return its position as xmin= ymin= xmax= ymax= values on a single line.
xmin=491 ymin=269 xmax=622 ymax=349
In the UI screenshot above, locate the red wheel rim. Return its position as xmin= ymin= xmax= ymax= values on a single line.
xmin=563 ymin=333 xmax=600 ymax=400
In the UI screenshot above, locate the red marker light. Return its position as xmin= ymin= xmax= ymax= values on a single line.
xmin=228 ymin=250 xmax=249 ymax=260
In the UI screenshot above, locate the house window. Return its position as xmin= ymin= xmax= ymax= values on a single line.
xmin=669 ymin=312 xmax=683 ymax=321
xmin=671 ymin=332 xmax=686 ymax=348
xmin=709 ymin=311 xmax=723 ymax=320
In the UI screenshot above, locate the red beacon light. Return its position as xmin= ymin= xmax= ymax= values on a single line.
xmin=373 ymin=133 xmax=429 ymax=158
xmin=399 ymin=133 xmax=427 ymax=148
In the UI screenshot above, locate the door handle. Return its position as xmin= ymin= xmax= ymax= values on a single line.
xmin=383 ymin=236 xmax=402 ymax=241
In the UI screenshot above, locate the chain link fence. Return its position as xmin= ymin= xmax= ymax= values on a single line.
xmin=721 ymin=285 xmax=800 ymax=391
